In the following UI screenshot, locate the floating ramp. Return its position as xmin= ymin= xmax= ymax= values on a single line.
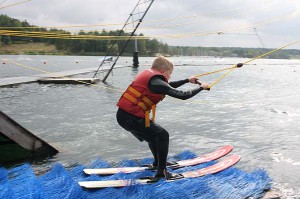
xmin=0 ymin=150 xmax=279 ymax=199
xmin=0 ymin=110 xmax=58 ymax=163
xmin=0 ymin=65 xmax=127 ymax=87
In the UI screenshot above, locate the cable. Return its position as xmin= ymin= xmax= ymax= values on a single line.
xmin=208 ymin=40 xmax=300 ymax=89
xmin=0 ymin=0 xmax=31 ymax=9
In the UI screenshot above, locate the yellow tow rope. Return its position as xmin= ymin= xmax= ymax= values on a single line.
xmin=1 ymin=40 xmax=299 ymax=92
xmin=195 ymin=40 xmax=300 ymax=89
xmin=0 ymin=0 xmax=31 ymax=9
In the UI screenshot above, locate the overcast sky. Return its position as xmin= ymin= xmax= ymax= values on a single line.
xmin=1 ymin=0 xmax=300 ymax=49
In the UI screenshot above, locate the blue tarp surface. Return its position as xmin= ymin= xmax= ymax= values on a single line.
xmin=0 ymin=151 xmax=271 ymax=199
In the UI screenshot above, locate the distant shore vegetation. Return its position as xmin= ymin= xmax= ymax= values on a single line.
xmin=1 ymin=14 xmax=300 ymax=59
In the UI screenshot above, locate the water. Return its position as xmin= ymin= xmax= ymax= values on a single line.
xmin=0 ymin=55 xmax=299 ymax=197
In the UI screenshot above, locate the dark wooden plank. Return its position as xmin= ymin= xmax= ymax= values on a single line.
xmin=0 ymin=111 xmax=58 ymax=155
xmin=38 ymin=77 xmax=100 ymax=84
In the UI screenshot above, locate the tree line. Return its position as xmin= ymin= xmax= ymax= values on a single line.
xmin=1 ymin=14 xmax=300 ymax=59
xmin=0 ymin=14 xmax=167 ymax=56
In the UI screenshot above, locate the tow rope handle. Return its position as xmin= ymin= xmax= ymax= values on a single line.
xmin=198 ymin=62 xmax=243 ymax=90
xmin=196 ymin=80 xmax=210 ymax=91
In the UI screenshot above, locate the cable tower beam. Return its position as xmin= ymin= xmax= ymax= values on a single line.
xmin=253 ymin=27 xmax=265 ymax=48
xmin=93 ymin=0 xmax=155 ymax=82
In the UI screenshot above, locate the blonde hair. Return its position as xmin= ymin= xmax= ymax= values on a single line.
xmin=151 ymin=56 xmax=173 ymax=71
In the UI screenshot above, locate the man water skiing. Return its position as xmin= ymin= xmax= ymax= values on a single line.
xmin=116 ymin=56 xmax=210 ymax=179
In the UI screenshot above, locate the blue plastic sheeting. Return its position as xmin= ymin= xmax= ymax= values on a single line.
xmin=0 ymin=151 xmax=271 ymax=199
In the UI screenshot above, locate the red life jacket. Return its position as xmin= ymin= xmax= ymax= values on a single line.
xmin=117 ymin=68 xmax=167 ymax=127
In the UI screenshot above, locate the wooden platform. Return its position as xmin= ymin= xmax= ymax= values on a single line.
xmin=0 ymin=65 xmax=127 ymax=87
xmin=0 ymin=110 xmax=58 ymax=163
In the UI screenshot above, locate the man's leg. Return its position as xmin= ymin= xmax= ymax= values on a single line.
xmin=117 ymin=109 xmax=177 ymax=178
xmin=144 ymin=123 xmax=181 ymax=179
xmin=150 ymin=125 xmax=169 ymax=176
xmin=135 ymin=122 xmax=169 ymax=175
xmin=148 ymin=142 xmax=158 ymax=167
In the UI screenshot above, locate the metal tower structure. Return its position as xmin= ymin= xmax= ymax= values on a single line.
xmin=93 ymin=0 xmax=155 ymax=82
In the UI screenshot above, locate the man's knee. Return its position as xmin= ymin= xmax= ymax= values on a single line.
xmin=157 ymin=129 xmax=169 ymax=141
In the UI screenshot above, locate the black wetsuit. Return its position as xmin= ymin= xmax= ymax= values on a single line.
xmin=116 ymin=75 xmax=203 ymax=173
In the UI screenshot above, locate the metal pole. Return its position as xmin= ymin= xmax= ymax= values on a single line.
xmin=133 ymin=37 xmax=139 ymax=68
xmin=102 ymin=0 xmax=154 ymax=82
xmin=93 ymin=1 xmax=143 ymax=78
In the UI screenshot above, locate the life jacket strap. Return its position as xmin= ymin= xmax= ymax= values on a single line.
xmin=123 ymin=86 xmax=159 ymax=127
xmin=145 ymin=110 xmax=150 ymax=127
xmin=151 ymin=105 xmax=156 ymax=123
xmin=123 ymin=93 xmax=148 ymax=110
